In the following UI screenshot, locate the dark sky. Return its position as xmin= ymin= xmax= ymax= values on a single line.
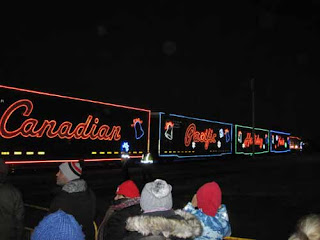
xmin=1 ymin=1 xmax=318 ymax=142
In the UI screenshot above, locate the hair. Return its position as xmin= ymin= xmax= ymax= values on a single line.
xmin=289 ymin=214 xmax=320 ymax=240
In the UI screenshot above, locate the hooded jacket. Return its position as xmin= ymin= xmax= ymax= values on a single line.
xmin=0 ymin=181 xmax=25 ymax=240
xmin=50 ymin=179 xmax=96 ymax=240
xmin=124 ymin=209 xmax=202 ymax=240
xmin=183 ymin=202 xmax=231 ymax=240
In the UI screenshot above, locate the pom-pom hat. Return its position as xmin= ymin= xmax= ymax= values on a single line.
xmin=59 ymin=162 xmax=82 ymax=181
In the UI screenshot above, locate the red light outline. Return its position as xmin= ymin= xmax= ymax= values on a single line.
xmin=4 ymin=155 xmax=142 ymax=164
xmin=0 ymin=99 xmax=122 ymax=141
xmin=0 ymin=85 xmax=150 ymax=112
xmin=0 ymin=85 xmax=151 ymax=163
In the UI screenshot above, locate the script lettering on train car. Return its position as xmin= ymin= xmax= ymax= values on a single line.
xmin=244 ymin=133 xmax=264 ymax=149
xmin=184 ymin=123 xmax=217 ymax=150
xmin=277 ymin=136 xmax=285 ymax=147
xmin=0 ymin=99 xmax=122 ymax=141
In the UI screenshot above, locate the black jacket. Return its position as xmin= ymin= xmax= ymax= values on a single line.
xmin=0 ymin=182 xmax=25 ymax=240
xmin=124 ymin=209 xmax=202 ymax=240
xmin=97 ymin=197 xmax=141 ymax=240
xmin=49 ymin=179 xmax=96 ymax=240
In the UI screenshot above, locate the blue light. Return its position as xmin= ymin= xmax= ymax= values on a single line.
xmin=121 ymin=141 xmax=130 ymax=153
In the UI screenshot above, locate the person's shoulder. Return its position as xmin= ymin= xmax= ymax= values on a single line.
xmin=0 ymin=182 xmax=22 ymax=194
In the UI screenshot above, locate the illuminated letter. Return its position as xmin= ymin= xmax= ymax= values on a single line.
xmin=0 ymin=99 xmax=33 ymax=138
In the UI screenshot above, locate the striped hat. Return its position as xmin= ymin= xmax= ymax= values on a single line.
xmin=59 ymin=162 xmax=82 ymax=181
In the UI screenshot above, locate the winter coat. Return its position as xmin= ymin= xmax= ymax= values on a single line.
xmin=0 ymin=182 xmax=25 ymax=240
xmin=124 ymin=209 xmax=203 ymax=240
xmin=49 ymin=179 xmax=96 ymax=240
xmin=183 ymin=202 xmax=231 ymax=240
xmin=97 ymin=197 xmax=141 ymax=240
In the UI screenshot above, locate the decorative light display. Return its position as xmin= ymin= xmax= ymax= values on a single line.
xmin=121 ymin=141 xmax=130 ymax=153
xmin=131 ymin=118 xmax=145 ymax=140
xmin=270 ymin=130 xmax=291 ymax=153
xmin=164 ymin=121 xmax=174 ymax=140
xmin=235 ymin=125 xmax=269 ymax=155
xmin=0 ymin=85 xmax=150 ymax=164
xmin=158 ymin=113 xmax=233 ymax=158
xmin=289 ymin=136 xmax=303 ymax=151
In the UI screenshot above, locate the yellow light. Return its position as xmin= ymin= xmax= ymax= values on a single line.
xmin=1 ymin=152 xmax=10 ymax=155
xmin=14 ymin=151 xmax=22 ymax=155
xmin=26 ymin=152 xmax=34 ymax=155
xmin=99 ymin=152 xmax=105 ymax=154
xmin=38 ymin=151 xmax=45 ymax=155
xmin=91 ymin=152 xmax=97 ymax=155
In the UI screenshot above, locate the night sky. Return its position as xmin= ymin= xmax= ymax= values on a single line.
xmin=1 ymin=1 xmax=318 ymax=144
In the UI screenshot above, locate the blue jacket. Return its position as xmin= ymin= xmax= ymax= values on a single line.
xmin=183 ymin=202 xmax=231 ymax=240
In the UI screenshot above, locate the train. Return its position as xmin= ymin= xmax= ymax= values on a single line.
xmin=0 ymin=85 xmax=303 ymax=169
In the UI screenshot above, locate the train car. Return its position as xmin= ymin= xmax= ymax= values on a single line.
xmin=234 ymin=124 xmax=269 ymax=156
xmin=289 ymin=136 xmax=304 ymax=151
xmin=150 ymin=112 xmax=233 ymax=162
xmin=0 ymin=85 xmax=151 ymax=168
xmin=1 ymin=84 xmax=300 ymax=170
xmin=269 ymin=130 xmax=291 ymax=153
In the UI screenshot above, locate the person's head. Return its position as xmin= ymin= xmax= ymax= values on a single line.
xmin=196 ymin=181 xmax=222 ymax=217
xmin=56 ymin=162 xmax=82 ymax=186
xmin=289 ymin=214 xmax=320 ymax=240
xmin=140 ymin=179 xmax=172 ymax=213
xmin=114 ymin=180 xmax=140 ymax=200
xmin=0 ymin=159 xmax=8 ymax=183
xmin=31 ymin=210 xmax=85 ymax=240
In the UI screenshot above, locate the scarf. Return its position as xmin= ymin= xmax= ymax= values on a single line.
xmin=97 ymin=197 xmax=140 ymax=240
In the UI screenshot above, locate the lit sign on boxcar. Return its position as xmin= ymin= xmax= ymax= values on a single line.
xmin=0 ymin=85 xmax=150 ymax=164
xmin=158 ymin=113 xmax=232 ymax=158
xmin=270 ymin=130 xmax=290 ymax=153
xmin=235 ymin=125 xmax=269 ymax=155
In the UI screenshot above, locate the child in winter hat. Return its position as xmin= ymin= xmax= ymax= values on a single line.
xmin=31 ymin=210 xmax=85 ymax=240
xmin=116 ymin=180 xmax=140 ymax=198
xmin=140 ymin=178 xmax=172 ymax=212
xmin=183 ymin=181 xmax=231 ymax=239
xmin=196 ymin=181 xmax=222 ymax=217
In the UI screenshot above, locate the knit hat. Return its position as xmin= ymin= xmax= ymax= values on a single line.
xmin=116 ymin=180 xmax=140 ymax=198
xmin=196 ymin=181 xmax=222 ymax=217
xmin=0 ymin=159 xmax=8 ymax=183
xmin=140 ymin=179 xmax=172 ymax=212
xmin=31 ymin=210 xmax=85 ymax=240
xmin=59 ymin=162 xmax=82 ymax=181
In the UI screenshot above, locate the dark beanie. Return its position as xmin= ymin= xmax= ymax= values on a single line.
xmin=0 ymin=160 xmax=8 ymax=183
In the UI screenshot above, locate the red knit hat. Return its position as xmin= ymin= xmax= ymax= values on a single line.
xmin=116 ymin=180 xmax=140 ymax=198
xmin=196 ymin=181 xmax=221 ymax=217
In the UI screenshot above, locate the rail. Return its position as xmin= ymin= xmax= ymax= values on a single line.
xmin=224 ymin=237 xmax=255 ymax=240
